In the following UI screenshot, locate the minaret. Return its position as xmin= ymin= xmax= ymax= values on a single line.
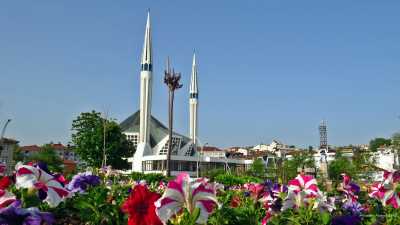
xmin=189 ymin=52 xmax=198 ymax=146
xmin=133 ymin=11 xmax=153 ymax=172
xmin=139 ymin=10 xmax=152 ymax=145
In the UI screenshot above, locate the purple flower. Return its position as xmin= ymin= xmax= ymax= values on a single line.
xmin=67 ymin=172 xmax=100 ymax=193
xmin=0 ymin=200 xmax=54 ymax=225
xmin=331 ymin=215 xmax=361 ymax=225
xmin=343 ymin=200 xmax=364 ymax=215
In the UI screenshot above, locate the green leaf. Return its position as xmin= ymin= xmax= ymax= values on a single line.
xmin=321 ymin=212 xmax=331 ymax=225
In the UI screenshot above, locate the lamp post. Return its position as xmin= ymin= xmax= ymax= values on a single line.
xmin=164 ymin=58 xmax=183 ymax=177
xmin=0 ymin=119 xmax=12 ymax=152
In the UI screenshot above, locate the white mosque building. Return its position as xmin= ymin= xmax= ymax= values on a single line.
xmin=122 ymin=12 xmax=252 ymax=175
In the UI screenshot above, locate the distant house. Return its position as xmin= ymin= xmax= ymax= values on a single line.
xmin=0 ymin=137 xmax=19 ymax=175
xmin=20 ymin=143 xmax=83 ymax=173
xmin=200 ymin=146 xmax=226 ymax=158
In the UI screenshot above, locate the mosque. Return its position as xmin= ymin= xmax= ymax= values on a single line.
xmin=121 ymin=11 xmax=251 ymax=175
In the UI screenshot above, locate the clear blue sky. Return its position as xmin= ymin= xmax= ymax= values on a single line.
xmin=1 ymin=1 xmax=399 ymax=148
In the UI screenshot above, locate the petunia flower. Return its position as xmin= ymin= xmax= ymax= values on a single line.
xmin=15 ymin=163 xmax=69 ymax=207
xmin=67 ymin=171 xmax=100 ymax=194
xmin=342 ymin=200 xmax=364 ymax=215
xmin=368 ymin=170 xmax=400 ymax=208
xmin=0 ymin=176 xmax=16 ymax=208
xmin=282 ymin=174 xmax=321 ymax=210
xmin=155 ymin=173 xmax=219 ymax=224
xmin=0 ymin=200 xmax=55 ymax=225
xmin=331 ymin=215 xmax=361 ymax=225
xmin=244 ymin=182 xmax=265 ymax=200
xmin=121 ymin=184 xmax=162 ymax=225
xmin=339 ymin=173 xmax=360 ymax=203
xmin=230 ymin=195 xmax=241 ymax=208
xmin=369 ymin=182 xmax=385 ymax=200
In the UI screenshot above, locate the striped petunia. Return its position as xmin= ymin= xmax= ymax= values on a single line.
xmin=282 ymin=174 xmax=321 ymax=210
xmin=155 ymin=173 xmax=219 ymax=224
xmin=15 ymin=162 xmax=69 ymax=207
xmin=339 ymin=173 xmax=360 ymax=203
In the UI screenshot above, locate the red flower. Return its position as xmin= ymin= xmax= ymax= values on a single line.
xmin=230 ymin=195 xmax=241 ymax=208
xmin=121 ymin=185 xmax=162 ymax=225
xmin=0 ymin=176 xmax=12 ymax=190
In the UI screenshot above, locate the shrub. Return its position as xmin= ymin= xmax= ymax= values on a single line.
xmin=129 ymin=172 xmax=166 ymax=184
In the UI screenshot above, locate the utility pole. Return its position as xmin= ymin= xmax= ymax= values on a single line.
xmin=164 ymin=58 xmax=183 ymax=177
xmin=101 ymin=111 xmax=109 ymax=168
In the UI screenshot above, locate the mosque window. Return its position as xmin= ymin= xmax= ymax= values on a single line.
xmin=126 ymin=134 xmax=139 ymax=147
xmin=160 ymin=137 xmax=181 ymax=155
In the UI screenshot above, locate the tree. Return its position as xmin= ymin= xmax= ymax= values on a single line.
xmin=71 ymin=111 xmax=134 ymax=169
xmin=248 ymin=158 xmax=265 ymax=178
xmin=284 ymin=150 xmax=315 ymax=182
xmin=12 ymin=145 xmax=24 ymax=163
xmin=328 ymin=150 xmax=356 ymax=183
xmin=369 ymin=137 xmax=391 ymax=152
xmin=28 ymin=144 xmax=63 ymax=173
xmin=352 ymin=147 xmax=376 ymax=181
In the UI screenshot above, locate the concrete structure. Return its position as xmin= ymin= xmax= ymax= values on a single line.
xmin=189 ymin=52 xmax=198 ymax=147
xmin=134 ymin=11 xmax=154 ymax=172
xmin=123 ymin=12 xmax=252 ymax=175
xmin=200 ymin=146 xmax=226 ymax=158
xmin=0 ymin=137 xmax=18 ymax=175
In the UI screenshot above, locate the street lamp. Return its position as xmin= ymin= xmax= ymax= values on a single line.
xmin=196 ymin=139 xmax=208 ymax=178
xmin=0 ymin=119 xmax=12 ymax=151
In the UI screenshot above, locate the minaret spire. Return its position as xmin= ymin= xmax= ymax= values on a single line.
xmin=189 ymin=51 xmax=199 ymax=146
xmin=134 ymin=10 xmax=153 ymax=172
xmin=141 ymin=10 xmax=152 ymax=70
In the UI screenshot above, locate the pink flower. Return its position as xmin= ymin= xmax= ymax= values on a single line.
xmin=282 ymin=174 xmax=321 ymax=210
xmin=15 ymin=163 xmax=69 ymax=207
xmin=155 ymin=173 xmax=219 ymax=224
xmin=339 ymin=173 xmax=360 ymax=203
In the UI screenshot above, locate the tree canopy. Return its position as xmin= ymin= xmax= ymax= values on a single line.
xmin=328 ymin=150 xmax=356 ymax=183
xmin=369 ymin=137 xmax=391 ymax=152
xmin=28 ymin=144 xmax=64 ymax=173
xmin=71 ymin=111 xmax=134 ymax=169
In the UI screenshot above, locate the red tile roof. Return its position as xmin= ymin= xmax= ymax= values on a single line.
xmin=201 ymin=146 xmax=224 ymax=152
xmin=20 ymin=145 xmax=41 ymax=152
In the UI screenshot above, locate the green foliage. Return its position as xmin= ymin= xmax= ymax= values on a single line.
xmin=71 ymin=110 xmax=134 ymax=169
xmin=209 ymin=192 xmax=264 ymax=225
xmin=369 ymin=137 xmax=391 ymax=152
xmin=269 ymin=207 xmax=331 ymax=225
xmin=352 ymin=148 xmax=376 ymax=181
xmin=383 ymin=206 xmax=400 ymax=225
xmin=12 ymin=145 xmax=24 ymax=162
xmin=46 ymin=184 xmax=130 ymax=225
xmin=248 ymin=158 xmax=266 ymax=178
xmin=27 ymin=144 xmax=63 ymax=173
xmin=129 ymin=172 xmax=166 ymax=183
xmin=202 ymin=168 xmax=226 ymax=181
xmin=214 ymin=173 xmax=261 ymax=186
xmin=284 ymin=151 xmax=315 ymax=182
xmin=328 ymin=150 xmax=356 ymax=183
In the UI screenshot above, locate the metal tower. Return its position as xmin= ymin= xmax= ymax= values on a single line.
xmin=319 ymin=120 xmax=328 ymax=150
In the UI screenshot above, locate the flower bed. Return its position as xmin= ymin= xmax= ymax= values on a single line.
xmin=1 ymin=162 xmax=400 ymax=224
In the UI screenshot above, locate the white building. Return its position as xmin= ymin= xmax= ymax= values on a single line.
xmin=123 ymin=11 xmax=251 ymax=176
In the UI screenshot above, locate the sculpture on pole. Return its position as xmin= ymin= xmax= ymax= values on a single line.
xmin=164 ymin=58 xmax=183 ymax=177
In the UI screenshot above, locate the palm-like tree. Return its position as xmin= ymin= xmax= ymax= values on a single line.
xmin=164 ymin=58 xmax=183 ymax=177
